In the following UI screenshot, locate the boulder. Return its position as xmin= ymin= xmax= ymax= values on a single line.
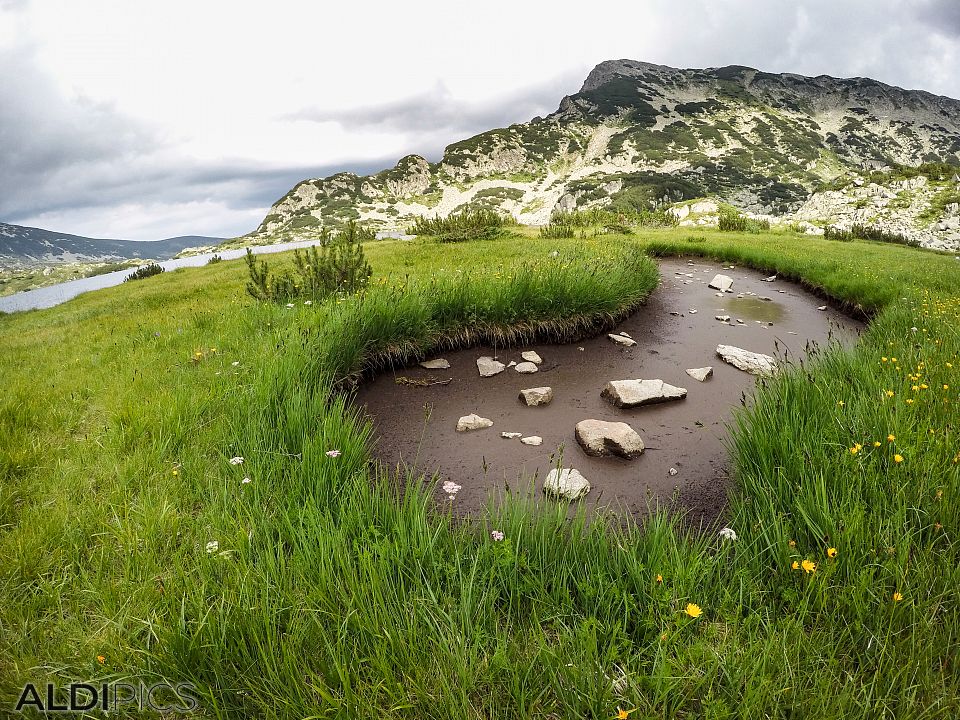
xmin=708 ymin=274 xmax=734 ymax=292
xmin=420 ymin=358 xmax=450 ymax=369
xmin=543 ymin=468 xmax=590 ymax=500
xmin=515 ymin=362 xmax=539 ymax=374
xmin=477 ymin=356 xmax=505 ymax=377
xmin=716 ymin=345 xmax=778 ymax=377
xmin=601 ymin=379 xmax=688 ymax=408
xmin=456 ymin=414 xmax=493 ymax=432
xmin=685 ymin=367 xmax=713 ymax=382
xmin=608 ymin=333 xmax=637 ymax=347
xmin=520 ymin=436 xmax=543 ymax=446
xmin=521 ymin=351 xmax=543 ymax=364
xmin=519 ymin=387 xmax=553 ymax=406
xmin=575 ymin=419 xmax=645 ymax=459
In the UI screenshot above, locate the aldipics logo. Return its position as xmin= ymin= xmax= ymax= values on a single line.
xmin=13 ymin=682 xmax=199 ymax=714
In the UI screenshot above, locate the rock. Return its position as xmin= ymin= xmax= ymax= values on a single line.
xmin=716 ymin=345 xmax=778 ymax=377
xmin=543 ymin=468 xmax=590 ymax=500
xmin=515 ymin=362 xmax=539 ymax=374
xmin=575 ymin=419 xmax=645 ymax=459
xmin=501 ymin=432 xmax=522 ymax=439
xmin=685 ymin=367 xmax=713 ymax=382
xmin=477 ymin=356 xmax=505 ymax=377
xmin=688 ymin=309 xmax=698 ymax=314
xmin=715 ymin=315 xmax=731 ymax=322
xmin=763 ymin=275 xmax=777 ymax=282
xmin=420 ymin=358 xmax=450 ymax=369
xmin=817 ymin=306 xmax=827 ymax=311
xmin=456 ymin=414 xmax=493 ymax=432
xmin=668 ymin=467 xmax=679 ymax=476
xmin=608 ymin=333 xmax=637 ymax=347
xmin=521 ymin=436 xmax=543 ymax=446
xmin=619 ymin=331 xmax=632 ymax=338
xmin=519 ymin=387 xmax=553 ymax=406
xmin=708 ymin=274 xmax=734 ymax=292
xmin=507 ymin=361 xmax=517 ymax=367
xmin=601 ymin=379 xmax=688 ymax=408
xmin=521 ymin=351 xmax=543 ymax=364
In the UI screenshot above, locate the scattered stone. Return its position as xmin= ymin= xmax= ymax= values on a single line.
xmin=619 ymin=331 xmax=632 ymax=338
xmin=507 ymin=360 xmax=517 ymax=367
xmin=759 ymin=296 xmax=772 ymax=302
xmin=736 ymin=318 xmax=745 ymax=324
xmin=601 ymin=379 xmax=688 ymax=408
xmin=519 ymin=387 xmax=553 ymax=406
xmin=708 ymin=274 xmax=734 ymax=292
xmin=685 ymin=367 xmax=714 ymax=382
xmin=521 ymin=436 xmax=543 ymax=446
xmin=778 ymin=290 xmax=786 ymax=294
xmin=669 ymin=311 xmax=682 ymax=316
xmin=515 ymin=362 xmax=539 ymax=374
xmin=501 ymin=432 xmax=522 ymax=439
xmin=668 ymin=467 xmax=679 ymax=476
xmin=817 ymin=305 xmax=828 ymax=311
xmin=575 ymin=419 xmax=645 ymax=459
xmin=763 ymin=275 xmax=777 ymax=282
xmin=688 ymin=309 xmax=698 ymax=314
xmin=477 ymin=356 xmax=505 ymax=377
xmin=715 ymin=293 xmax=724 ymax=297
xmin=578 ymin=346 xmax=585 ymax=351
xmin=543 ymin=468 xmax=590 ymax=500
xmin=457 ymin=414 xmax=493 ymax=432
xmin=715 ymin=315 xmax=731 ymax=322
xmin=608 ymin=333 xmax=637 ymax=347
xmin=716 ymin=345 xmax=779 ymax=377
xmin=521 ymin=351 xmax=543 ymax=364
xmin=420 ymin=358 xmax=450 ymax=370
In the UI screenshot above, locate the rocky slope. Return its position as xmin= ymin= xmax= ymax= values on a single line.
xmin=255 ymin=60 xmax=960 ymax=250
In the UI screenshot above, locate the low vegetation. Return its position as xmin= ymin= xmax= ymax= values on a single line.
xmin=409 ymin=207 xmax=511 ymax=242
xmin=123 ymin=262 xmax=164 ymax=282
xmin=825 ymin=223 xmax=918 ymax=247
xmin=1 ymin=226 xmax=959 ymax=718
xmin=717 ymin=208 xmax=771 ymax=233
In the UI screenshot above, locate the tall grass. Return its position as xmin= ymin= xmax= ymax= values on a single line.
xmin=410 ymin=208 xmax=512 ymax=242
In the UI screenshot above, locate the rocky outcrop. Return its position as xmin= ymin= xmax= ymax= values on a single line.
xmin=575 ymin=420 xmax=645 ymax=459
xmin=601 ymin=379 xmax=688 ymax=408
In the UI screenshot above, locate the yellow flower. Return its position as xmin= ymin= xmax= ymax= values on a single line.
xmin=788 ymin=539 xmax=796 ymax=548
xmin=655 ymin=574 xmax=663 ymax=584
xmin=944 ymin=385 xmax=950 ymax=390
xmin=685 ymin=603 xmax=703 ymax=618
xmin=849 ymin=446 xmax=859 ymax=455
xmin=96 ymin=655 xmax=105 ymax=664
xmin=906 ymin=399 xmax=914 ymax=405
xmin=616 ymin=709 xmax=635 ymax=720
xmin=827 ymin=547 xmax=838 ymax=558
xmin=892 ymin=592 xmax=903 ymax=602
xmin=894 ymin=454 xmax=904 ymax=463
xmin=881 ymin=357 xmax=888 ymax=362
xmin=792 ymin=561 xmax=800 ymax=570
xmin=885 ymin=390 xmax=895 ymax=397
xmin=873 ymin=441 xmax=882 ymax=447
xmin=171 ymin=468 xmax=179 ymax=476
xmin=920 ymin=384 xmax=928 ymax=390
xmin=888 ymin=434 xmax=896 ymax=442
xmin=801 ymin=559 xmax=816 ymax=574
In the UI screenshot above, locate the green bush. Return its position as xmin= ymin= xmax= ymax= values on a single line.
xmin=825 ymin=223 xmax=918 ymax=247
xmin=206 ymin=254 xmax=223 ymax=265
xmin=410 ymin=208 xmax=509 ymax=242
xmin=123 ymin=263 xmax=164 ymax=282
xmin=718 ymin=210 xmax=770 ymax=233
xmin=539 ymin=221 xmax=576 ymax=239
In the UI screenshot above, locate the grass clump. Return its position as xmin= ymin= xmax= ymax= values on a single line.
xmin=718 ymin=209 xmax=771 ymax=233
xmin=538 ymin=220 xmax=576 ymax=238
xmin=825 ymin=223 xmax=918 ymax=247
xmin=123 ymin=262 xmax=164 ymax=282
xmin=410 ymin=207 xmax=510 ymax=242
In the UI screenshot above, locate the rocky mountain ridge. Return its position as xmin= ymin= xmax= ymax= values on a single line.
xmin=254 ymin=60 xmax=960 ymax=251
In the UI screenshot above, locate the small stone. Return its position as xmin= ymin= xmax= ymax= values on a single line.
xmin=708 ymin=274 xmax=734 ymax=292
xmin=619 ymin=331 xmax=631 ymax=338
xmin=501 ymin=432 xmax=522 ymax=439
xmin=763 ymin=275 xmax=777 ymax=282
xmin=688 ymin=309 xmax=698 ymax=314
xmin=507 ymin=361 xmax=517 ymax=367
xmin=543 ymin=468 xmax=590 ymax=500
xmin=420 ymin=358 xmax=450 ymax=369
xmin=477 ymin=356 xmax=505 ymax=377
xmin=521 ymin=436 xmax=543 ymax=446
xmin=817 ymin=305 xmax=827 ymax=311
xmin=521 ymin=351 xmax=543 ymax=364
xmin=601 ymin=379 xmax=688 ymax=408
xmin=715 ymin=315 xmax=731 ymax=322
xmin=575 ymin=419 xmax=645 ymax=459
xmin=519 ymin=387 xmax=553 ymax=406
xmin=668 ymin=467 xmax=679 ymax=476
xmin=515 ymin=362 xmax=539 ymax=374
xmin=608 ymin=333 xmax=637 ymax=347
xmin=457 ymin=414 xmax=493 ymax=432
xmin=669 ymin=311 xmax=682 ymax=316
xmin=736 ymin=319 xmax=745 ymax=324
xmin=685 ymin=367 xmax=713 ymax=382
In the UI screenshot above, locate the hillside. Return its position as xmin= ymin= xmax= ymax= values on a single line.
xmin=254 ymin=60 xmax=960 ymax=250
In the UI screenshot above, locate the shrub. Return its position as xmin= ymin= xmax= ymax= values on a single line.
xmin=410 ymin=208 xmax=509 ymax=242
xmin=539 ymin=222 xmax=575 ymax=239
xmin=207 ymin=254 xmax=223 ymax=265
xmin=826 ymin=223 xmax=918 ymax=247
xmin=718 ymin=210 xmax=770 ymax=233
xmin=124 ymin=263 xmax=164 ymax=282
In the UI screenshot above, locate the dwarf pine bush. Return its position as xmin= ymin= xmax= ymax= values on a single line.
xmin=410 ymin=208 xmax=508 ymax=242
xmin=124 ymin=263 xmax=164 ymax=282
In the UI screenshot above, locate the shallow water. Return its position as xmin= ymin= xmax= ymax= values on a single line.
xmin=355 ymin=258 xmax=863 ymax=523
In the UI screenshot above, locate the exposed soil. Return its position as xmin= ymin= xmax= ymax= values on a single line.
xmin=353 ymin=258 xmax=863 ymax=525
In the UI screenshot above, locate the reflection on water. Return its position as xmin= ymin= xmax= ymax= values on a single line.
xmin=0 ymin=239 xmax=328 ymax=313
xmin=718 ymin=297 xmax=786 ymax=323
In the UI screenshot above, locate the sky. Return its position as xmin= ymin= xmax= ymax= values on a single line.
xmin=2 ymin=0 xmax=960 ymax=240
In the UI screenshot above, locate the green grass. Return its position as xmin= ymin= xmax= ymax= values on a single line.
xmin=1 ymin=229 xmax=960 ymax=717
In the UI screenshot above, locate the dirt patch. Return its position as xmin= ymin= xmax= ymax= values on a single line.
xmin=353 ymin=258 xmax=862 ymax=525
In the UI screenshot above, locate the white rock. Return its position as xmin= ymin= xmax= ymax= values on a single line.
xmin=608 ymin=333 xmax=637 ymax=347
xmin=601 ymin=379 xmax=688 ymax=408
xmin=507 ymin=361 xmax=517 ymax=367
xmin=519 ymin=387 xmax=553 ymax=406
xmin=619 ymin=331 xmax=632 ymax=338
xmin=716 ymin=345 xmax=779 ymax=377
xmin=708 ymin=274 xmax=734 ymax=292
xmin=520 ymin=436 xmax=543 ymax=446
xmin=521 ymin=351 xmax=543 ymax=364
xmin=817 ymin=306 xmax=827 ymax=311
xmin=668 ymin=467 xmax=679 ymax=476
xmin=501 ymin=432 xmax=522 ymax=439
xmin=456 ymin=414 xmax=494 ymax=432
xmin=575 ymin=419 xmax=645 ymax=459
xmin=685 ymin=367 xmax=713 ymax=382
xmin=715 ymin=315 xmax=731 ymax=322
xmin=688 ymin=309 xmax=698 ymax=314
xmin=543 ymin=468 xmax=590 ymax=500
xmin=420 ymin=358 xmax=450 ymax=369
xmin=515 ymin=362 xmax=539 ymax=374
xmin=763 ymin=275 xmax=777 ymax=282
xmin=477 ymin=356 xmax=505 ymax=377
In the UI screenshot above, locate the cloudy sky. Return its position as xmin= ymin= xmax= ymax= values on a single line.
xmin=2 ymin=1 xmax=959 ymax=240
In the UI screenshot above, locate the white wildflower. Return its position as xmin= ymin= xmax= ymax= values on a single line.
xmin=205 ymin=540 xmax=219 ymax=554
xmin=718 ymin=527 xmax=738 ymax=541
xmin=229 ymin=456 xmax=244 ymax=465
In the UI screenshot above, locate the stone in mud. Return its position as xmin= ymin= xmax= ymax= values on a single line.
xmin=477 ymin=356 xmax=505 ymax=377
xmin=601 ymin=379 xmax=688 ymax=408
xmin=716 ymin=345 xmax=778 ymax=377
xmin=575 ymin=419 xmax=645 ymax=459
xmin=686 ymin=367 xmax=713 ymax=382
xmin=715 ymin=315 xmax=730 ymax=322
xmin=519 ymin=387 xmax=553 ymax=406
xmin=521 ymin=351 xmax=543 ymax=364
xmin=608 ymin=333 xmax=637 ymax=347
xmin=420 ymin=358 xmax=450 ymax=369
xmin=708 ymin=274 xmax=734 ymax=292
xmin=520 ymin=436 xmax=543 ymax=446
xmin=543 ymin=468 xmax=590 ymax=500
xmin=501 ymin=432 xmax=522 ymax=439
xmin=456 ymin=414 xmax=493 ymax=432
xmin=515 ymin=362 xmax=539 ymax=374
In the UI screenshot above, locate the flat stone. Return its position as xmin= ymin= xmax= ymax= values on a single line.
xmin=708 ymin=274 xmax=734 ymax=292
xmin=521 ymin=351 xmax=543 ymax=364
xmin=575 ymin=419 xmax=645 ymax=459
xmin=501 ymin=432 xmax=522 ymax=439
xmin=456 ymin=414 xmax=493 ymax=432
xmin=715 ymin=315 xmax=730 ymax=322
xmin=543 ymin=468 xmax=590 ymax=500
xmin=763 ymin=275 xmax=777 ymax=282
xmin=419 ymin=358 xmax=450 ymax=369
xmin=477 ymin=356 xmax=505 ymax=377
xmin=685 ymin=367 xmax=714 ymax=382
xmin=515 ymin=362 xmax=539 ymax=374
xmin=519 ymin=387 xmax=553 ymax=406
xmin=520 ymin=436 xmax=543 ymax=446
xmin=608 ymin=333 xmax=637 ymax=347
xmin=601 ymin=379 xmax=688 ymax=408
xmin=716 ymin=345 xmax=778 ymax=377
xmin=817 ymin=306 xmax=827 ymax=311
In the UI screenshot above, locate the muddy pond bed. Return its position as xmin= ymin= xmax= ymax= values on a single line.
xmin=354 ymin=258 xmax=862 ymax=525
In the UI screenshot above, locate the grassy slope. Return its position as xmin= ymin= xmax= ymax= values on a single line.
xmin=1 ymin=229 xmax=959 ymax=718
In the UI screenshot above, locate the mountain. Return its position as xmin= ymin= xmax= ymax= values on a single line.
xmin=0 ymin=223 xmax=225 ymax=268
xmin=254 ymin=60 xmax=960 ymax=251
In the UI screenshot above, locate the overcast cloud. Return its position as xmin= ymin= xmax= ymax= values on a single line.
xmin=2 ymin=0 xmax=959 ymax=239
